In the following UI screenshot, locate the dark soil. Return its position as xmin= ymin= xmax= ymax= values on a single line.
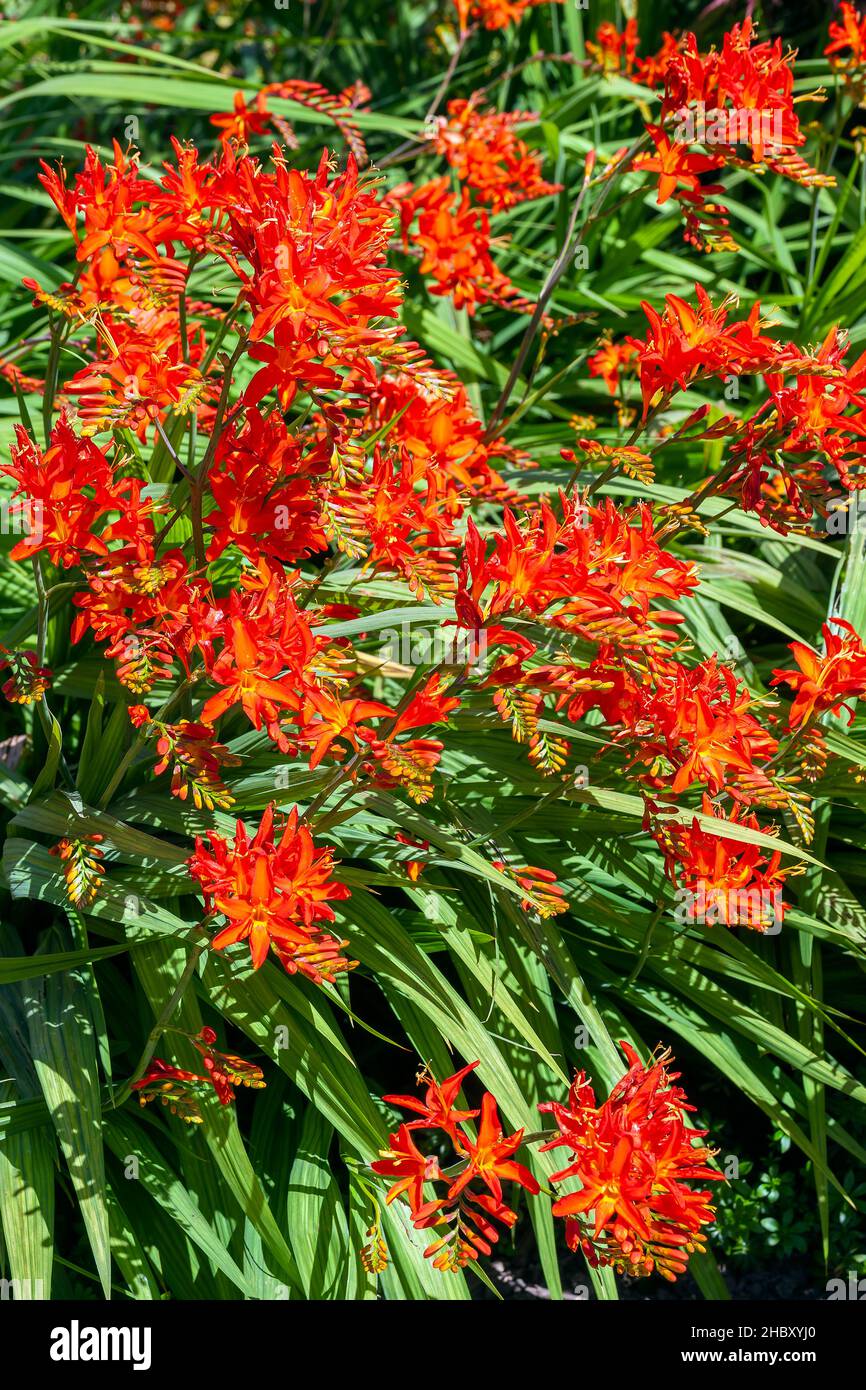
xmin=477 ymin=1231 xmax=827 ymax=1300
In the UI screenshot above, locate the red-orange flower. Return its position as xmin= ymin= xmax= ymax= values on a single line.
xmin=372 ymin=1124 xmax=441 ymax=1211
xmin=188 ymin=803 xmax=352 ymax=977
xmin=397 ymin=178 xmax=534 ymax=317
xmin=429 ymin=98 xmax=561 ymax=213
xmin=132 ymin=1027 xmax=265 ymax=1122
xmin=629 ymin=286 xmax=781 ymax=418
xmin=588 ymin=338 xmax=638 ymax=397
xmin=210 ymin=90 xmax=272 ymax=144
xmin=540 ymin=1042 xmax=720 ymax=1280
xmin=826 ymin=1 xmax=866 ymax=92
xmin=772 ymin=619 xmax=866 ymax=728
xmin=2 ymin=414 xmax=128 ymax=567
xmin=586 ymin=19 xmax=640 ymax=76
xmin=634 ymin=125 xmax=725 ymax=206
xmin=589 ymin=24 xmax=678 ymax=89
xmin=448 ymin=1092 xmax=539 ymax=1206
xmin=384 ymin=1060 xmax=480 ymax=1136
xmin=373 ymin=1063 xmax=538 ymax=1271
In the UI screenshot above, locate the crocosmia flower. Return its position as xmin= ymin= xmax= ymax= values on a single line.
xmin=540 ymin=1043 xmax=721 ymax=1280
xmin=373 ymin=1062 xmax=539 ymax=1271
xmin=188 ymin=803 xmax=352 ymax=977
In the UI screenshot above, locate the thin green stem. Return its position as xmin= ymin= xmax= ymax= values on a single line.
xmin=112 ymin=931 xmax=210 ymax=1109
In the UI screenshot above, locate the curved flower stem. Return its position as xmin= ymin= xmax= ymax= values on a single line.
xmin=189 ymin=336 xmax=247 ymax=569
xmin=425 ymin=25 xmax=474 ymax=125
xmin=624 ymin=899 xmax=667 ymax=988
xmin=41 ymin=314 xmax=62 ymax=448
xmin=806 ymin=87 xmax=847 ymax=292
xmin=178 ymin=251 xmax=200 ymax=363
xmin=112 ymin=927 xmax=211 ymax=1110
xmin=483 ymin=137 xmax=650 ymax=444
xmin=31 ymin=553 xmax=74 ymax=786
xmin=200 ymin=297 xmax=244 ymax=373
xmin=40 ymin=271 xmax=83 ymax=446
xmin=154 ymin=418 xmax=194 ymax=482
xmin=376 ymin=25 xmax=475 ymax=172
xmin=484 ymin=170 xmax=595 ymax=442
xmin=297 ymin=549 xmax=341 ymax=610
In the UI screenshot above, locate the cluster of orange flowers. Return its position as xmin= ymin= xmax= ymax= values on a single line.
xmin=589 ymin=284 xmax=866 ymax=534
xmin=590 ymin=19 xmax=831 ymax=252
xmin=374 ymin=1043 xmax=719 ymax=1281
xmin=540 ymin=1043 xmax=721 ymax=1280
xmin=2 ymin=6 xmax=864 ymax=1284
xmin=395 ymin=176 xmax=537 ymax=316
xmin=450 ymin=478 xmax=856 ymax=928
xmin=373 ymin=1061 xmax=540 ymax=1271
xmin=454 ymin=0 xmax=562 ymax=32
xmin=3 ymin=23 xmax=859 ymax=962
xmin=428 ymin=98 xmax=562 ymax=213
xmin=394 ymin=75 xmax=564 ymax=314
xmin=188 ymin=803 xmax=353 ymax=979
xmin=826 ymin=2 xmax=866 ymax=96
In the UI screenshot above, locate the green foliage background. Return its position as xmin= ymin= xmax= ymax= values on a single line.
xmin=0 ymin=0 xmax=864 ymax=1300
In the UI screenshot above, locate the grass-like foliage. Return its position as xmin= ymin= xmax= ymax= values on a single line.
xmin=0 ymin=0 xmax=864 ymax=1302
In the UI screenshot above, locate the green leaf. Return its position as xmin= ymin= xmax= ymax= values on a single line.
xmin=287 ymin=1108 xmax=355 ymax=1299
xmin=104 ymin=1113 xmax=259 ymax=1298
xmin=23 ymin=956 xmax=112 ymax=1296
xmin=0 ymin=1084 xmax=55 ymax=1300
